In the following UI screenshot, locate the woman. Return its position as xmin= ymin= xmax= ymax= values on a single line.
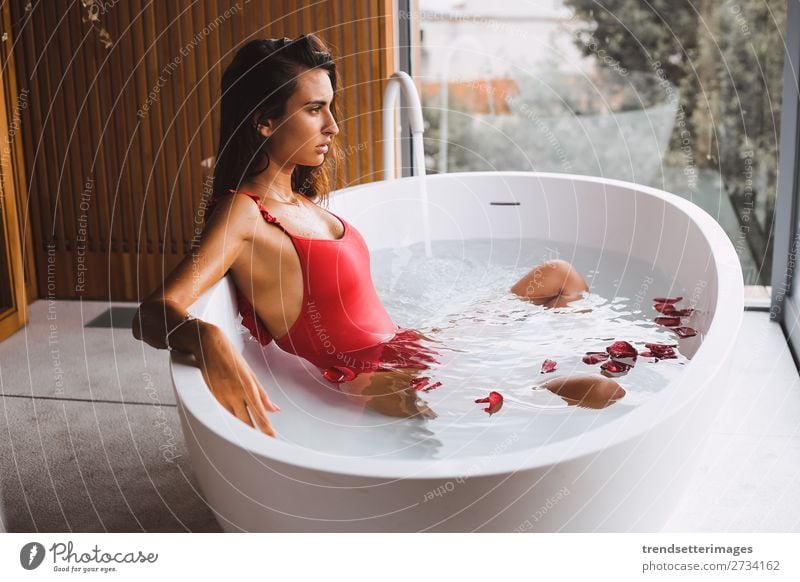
xmin=132 ymin=34 xmax=624 ymax=438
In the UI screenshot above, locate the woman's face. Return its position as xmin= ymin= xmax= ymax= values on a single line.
xmin=258 ymin=68 xmax=339 ymax=167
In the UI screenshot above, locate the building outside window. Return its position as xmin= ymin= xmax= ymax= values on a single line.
xmin=412 ymin=0 xmax=787 ymax=289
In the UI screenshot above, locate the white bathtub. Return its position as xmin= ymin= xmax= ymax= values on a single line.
xmin=170 ymin=171 xmax=743 ymax=532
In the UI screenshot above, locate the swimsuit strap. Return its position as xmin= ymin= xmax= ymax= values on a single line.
xmin=227 ymin=188 xmax=293 ymax=237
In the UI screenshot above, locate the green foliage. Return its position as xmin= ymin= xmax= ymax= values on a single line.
xmin=422 ymin=90 xmax=497 ymax=173
xmin=564 ymin=0 xmax=787 ymax=283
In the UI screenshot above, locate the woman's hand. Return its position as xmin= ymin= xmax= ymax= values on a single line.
xmin=340 ymin=368 xmax=437 ymax=419
xmin=193 ymin=325 xmax=280 ymax=437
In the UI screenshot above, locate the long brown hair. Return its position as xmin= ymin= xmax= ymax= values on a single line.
xmin=209 ymin=34 xmax=341 ymax=217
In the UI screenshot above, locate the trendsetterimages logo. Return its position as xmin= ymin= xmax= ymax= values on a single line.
xmin=19 ymin=541 xmax=158 ymax=574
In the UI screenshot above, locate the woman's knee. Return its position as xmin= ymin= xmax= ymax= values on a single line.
xmin=553 ymin=259 xmax=588 ymax=294
xmin=510 ymin=259 xmax=586 ymax=300
xmin=510 ymin=263 xmax=552 ymax=300
xmin=543 ymin=374 xmax=625 ymax=408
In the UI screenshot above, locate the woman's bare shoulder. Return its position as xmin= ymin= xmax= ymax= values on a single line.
xmin=204 ymin=192 xmax=264 ymax=241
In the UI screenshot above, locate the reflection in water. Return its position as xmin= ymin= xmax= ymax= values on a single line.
xmin=339 ymin=368 xmax=438 ymax=419
xmin=336 ymin=368 xmax=444 ymax=458
xmin=367 ymin=412 xmax=444 ymax=458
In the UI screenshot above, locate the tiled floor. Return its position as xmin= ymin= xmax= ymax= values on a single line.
xmin=0 ymin=300 xmax=220 ymax=532
xmin=663 ymin=308 xmax=800 ymax=531
xmin=0 ymin=300 xmax=797 ymax=532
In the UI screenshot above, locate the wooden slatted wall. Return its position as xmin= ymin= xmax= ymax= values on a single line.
xmin=0 ymin=0 xmax=35 ymax=338
xmin=9 ymin=0 xmax=396 ymax=300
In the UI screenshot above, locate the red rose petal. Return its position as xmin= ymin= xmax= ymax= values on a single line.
xmin=541 ymin=358 xmax=558 ymax=373
xmin=600 ymin=360 xmax=632 ymax=377
xmin=475 ymin=391 xmax=504 ymax=415
xmin=410 ymin=376 xmax=432 ymax=391
xmin=655 ymin=303 xmax=695 ymax=317
xmin=653 ymin=296 xmax=683 ymax=304
xmin=606 ymin=340 xmax=637 ymax=359
xmin=655 ymin=316 xmax=681 ymax=327
xmin=668 ymin=308 xmax=694 ymax=317
xmin=606 ymin=340 xmax=638 ymax=367
xmin=421 ymin=381 xmax=442 ymax=392
xmin=582 ymin=352 xmax=609 ymax=365
xmin=674 ymin=326 xmax=697 ymax=338
xmin=644 ymin=341 xmax=677 ymax=352
xmin=643 ymin=342 xmax=678 ymax=360
xmin=322 ymin=366 xmax=357 ymax=383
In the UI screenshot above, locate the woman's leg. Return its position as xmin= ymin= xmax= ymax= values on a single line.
xmin=541 ymin=374 xmax=625 ymax=409
xmin=510 ymin=259 xmax=589 ymax=307
xmin=511 ymin=262 xmax=625 ymax=405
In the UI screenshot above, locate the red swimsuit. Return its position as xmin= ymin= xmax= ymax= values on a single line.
xmin=206 ymin=189 xmax=441 ymax=384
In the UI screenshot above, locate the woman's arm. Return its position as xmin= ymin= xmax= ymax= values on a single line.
xmin=132 ymin=194 xmax=252 ymax=349
xmin=132 ymin=194 xmax=281 ymax=436
xmin=132 ymin=296 xmax=209 ymax=355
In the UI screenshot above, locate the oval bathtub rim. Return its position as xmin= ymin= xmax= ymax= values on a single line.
xmin=170 ymin=171 xmax=745 ymax=481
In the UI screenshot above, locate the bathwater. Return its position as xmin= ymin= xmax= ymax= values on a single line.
xmin=258 ymin=237 xmax=702 ymax=460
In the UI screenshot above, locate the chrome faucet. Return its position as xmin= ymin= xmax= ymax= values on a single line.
xmin=382 ymin=71 xmax=426 ymax=179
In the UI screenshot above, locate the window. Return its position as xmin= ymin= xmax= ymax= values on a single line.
xmin=410 ymin=0 xmax=788 ymax=287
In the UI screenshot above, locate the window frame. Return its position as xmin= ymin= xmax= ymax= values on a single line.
xmin=771 ymin=0 xmax=800 ymax=359
xmin=399 ymin=2 xmax=797 ymax=313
